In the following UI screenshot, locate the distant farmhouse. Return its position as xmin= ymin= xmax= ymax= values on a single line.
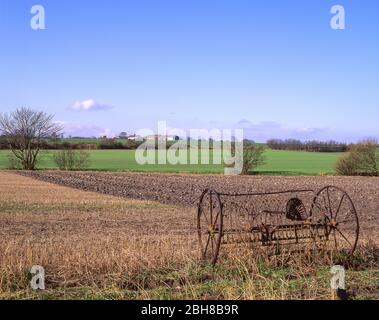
xmin=117 ymin=132 xmax=142 ymax=140
xmin=126 ymin=134 xmax=142 ymax=141
xmin=117 ymin=132 xmax=180 ymax=141
xmin=145 ymin=134 xmax=180 ymax=142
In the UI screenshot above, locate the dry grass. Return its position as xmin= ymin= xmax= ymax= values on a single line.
xmin=0 ymin=171 xmax=378 ymax=300
xmin=0 ymin=172 xmax=198 ymax=297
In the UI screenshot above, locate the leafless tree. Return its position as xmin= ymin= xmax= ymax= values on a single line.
xmin=0 ymin=108 xmax=62 ymax=170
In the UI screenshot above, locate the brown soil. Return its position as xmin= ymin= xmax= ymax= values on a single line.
xmin=18 ymin=170 xmax=379 ymax=240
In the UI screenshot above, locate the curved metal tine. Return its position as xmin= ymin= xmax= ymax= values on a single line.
xmin=229 ymin=200 xmax=254 ymax=217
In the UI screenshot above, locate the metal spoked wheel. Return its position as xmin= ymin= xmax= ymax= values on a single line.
xmin=197 ymin=189 xmax=223 ymax=265
xmin=310 ymin=186 xmax=359 ymax=258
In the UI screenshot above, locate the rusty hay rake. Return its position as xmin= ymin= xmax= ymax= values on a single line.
xmin=197 ymin=186 xmax=359 ymax=265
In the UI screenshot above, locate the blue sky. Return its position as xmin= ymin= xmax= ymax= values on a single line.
xmin=1 ymin=0 xmax=378 ymax=142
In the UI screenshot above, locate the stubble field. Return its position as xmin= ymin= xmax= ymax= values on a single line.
xmin=0 ymin=171 xmax=378 ymax=299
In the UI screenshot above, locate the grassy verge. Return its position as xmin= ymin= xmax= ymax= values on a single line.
xmin=2 ymin=244 xmax=378 ymax=300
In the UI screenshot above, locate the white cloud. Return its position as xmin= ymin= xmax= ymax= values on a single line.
xmin=294 ymin=127 xmax=321 ymax=134
xmin=70 ymin=99 xmax=113 ymax=111
xmin=99 ymin=128 xmax=116 ymax=138
xmin=234 ymin=120 xmax=327 ymax=142
xmin=55 ymin=121 xmax=116 ymax=138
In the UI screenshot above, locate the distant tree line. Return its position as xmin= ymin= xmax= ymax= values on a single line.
xmin=0 ymin=136 xmax=144 ymax=150
xmin=0 ymin=136 xmax=244 ymax=150
xmin=266 ymin=139 xmax=348 ymax=152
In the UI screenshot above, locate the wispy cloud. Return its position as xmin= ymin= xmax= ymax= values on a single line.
xmin=234 ymin=120 xmax=328 ymax=142
xmin=55 ymin=121 xmax=116 ymax=138
xmin=70 ymin=99 xmax=113 ymax=111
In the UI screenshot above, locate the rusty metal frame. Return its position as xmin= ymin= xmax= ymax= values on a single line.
xmin=197 ymin=185 xmax=359 ymax=265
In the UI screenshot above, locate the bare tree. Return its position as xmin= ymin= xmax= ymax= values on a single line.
xmin=0 ymin=108 xmax=62 ymax=170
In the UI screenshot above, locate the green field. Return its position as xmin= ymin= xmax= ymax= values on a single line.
xmin=0 ymin=149 xmax=343 ymax=175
